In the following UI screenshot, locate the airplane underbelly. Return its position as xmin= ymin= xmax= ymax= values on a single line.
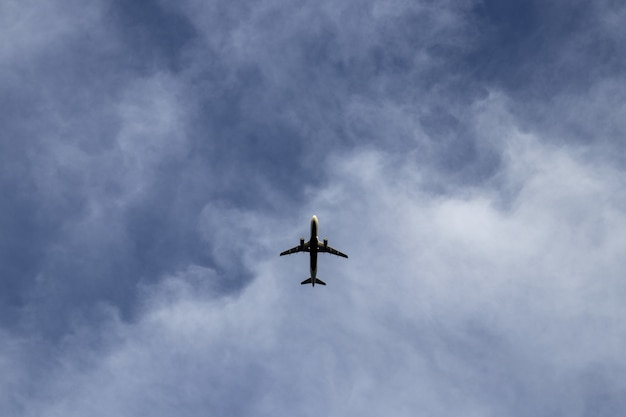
xmin=311 ymin=251 xmax=317 ymax=276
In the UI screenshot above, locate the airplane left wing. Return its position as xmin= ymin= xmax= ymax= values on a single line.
xmin=280 ymin=243 xmax=309 ymax=256
xmin=318 ymin=243 xmax=348 ymax=258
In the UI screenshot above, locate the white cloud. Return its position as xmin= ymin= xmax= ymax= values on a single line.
xmin=0 ymin=0 xmax=106 ymax=66
xmin=10 ymin=89 xmax=626 ymax=416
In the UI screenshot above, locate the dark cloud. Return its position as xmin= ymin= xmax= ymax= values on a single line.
xmin=471 ymin=1 xmax=626 ymax=97
xmin=106 ymin=0 xmax=197 ymax=72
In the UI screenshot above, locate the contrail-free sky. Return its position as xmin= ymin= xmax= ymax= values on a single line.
xmin=1 ymin=1 xmax=625 ymax=415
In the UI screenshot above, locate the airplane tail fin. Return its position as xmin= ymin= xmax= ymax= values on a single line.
xmin=300 ymin=278 xmax=326 ymax=286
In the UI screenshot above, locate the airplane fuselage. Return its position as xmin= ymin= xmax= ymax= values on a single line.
xmin=310 ymin=215 xmax=319 ymax=281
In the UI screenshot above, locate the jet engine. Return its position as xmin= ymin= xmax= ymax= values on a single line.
xmin=300 ymin=238 xmax=305 ymax=249
xmin=323 ymin=238 xmax=328 ymax=247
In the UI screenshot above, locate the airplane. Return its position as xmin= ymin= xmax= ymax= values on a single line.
xmin=280 ymin=215 xmax=348 ymax=286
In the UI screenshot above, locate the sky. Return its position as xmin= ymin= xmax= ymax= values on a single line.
xmin=1 ymin=0 xmax=626 ymax=415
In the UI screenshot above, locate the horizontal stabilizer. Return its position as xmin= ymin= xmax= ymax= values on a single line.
xmin=300 ymin=278 xmax=326 ymax=286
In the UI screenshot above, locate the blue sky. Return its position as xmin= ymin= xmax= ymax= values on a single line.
xmin=1 ymin=0 xmax=626 ymax=415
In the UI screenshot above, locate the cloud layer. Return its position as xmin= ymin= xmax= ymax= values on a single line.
xmin=1 ymin=0 xmax=625 ymax=415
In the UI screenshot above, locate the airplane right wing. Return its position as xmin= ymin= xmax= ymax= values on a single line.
xmin=280 ymin=242 xmax=310 ymax=256
xmin=318 ymin=243 xmax=349 ymax=258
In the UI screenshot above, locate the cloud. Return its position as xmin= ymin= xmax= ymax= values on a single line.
xmin=6 ymin=93 xmax=626 ymax=415
xmin=2 ymin=0 xmax=626 ymax=415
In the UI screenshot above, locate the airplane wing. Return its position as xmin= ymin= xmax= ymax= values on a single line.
xmin=280 ymin=242 xmax=310 ymax=256
xmin=318 ymin=242 xmax=348 ymax=258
